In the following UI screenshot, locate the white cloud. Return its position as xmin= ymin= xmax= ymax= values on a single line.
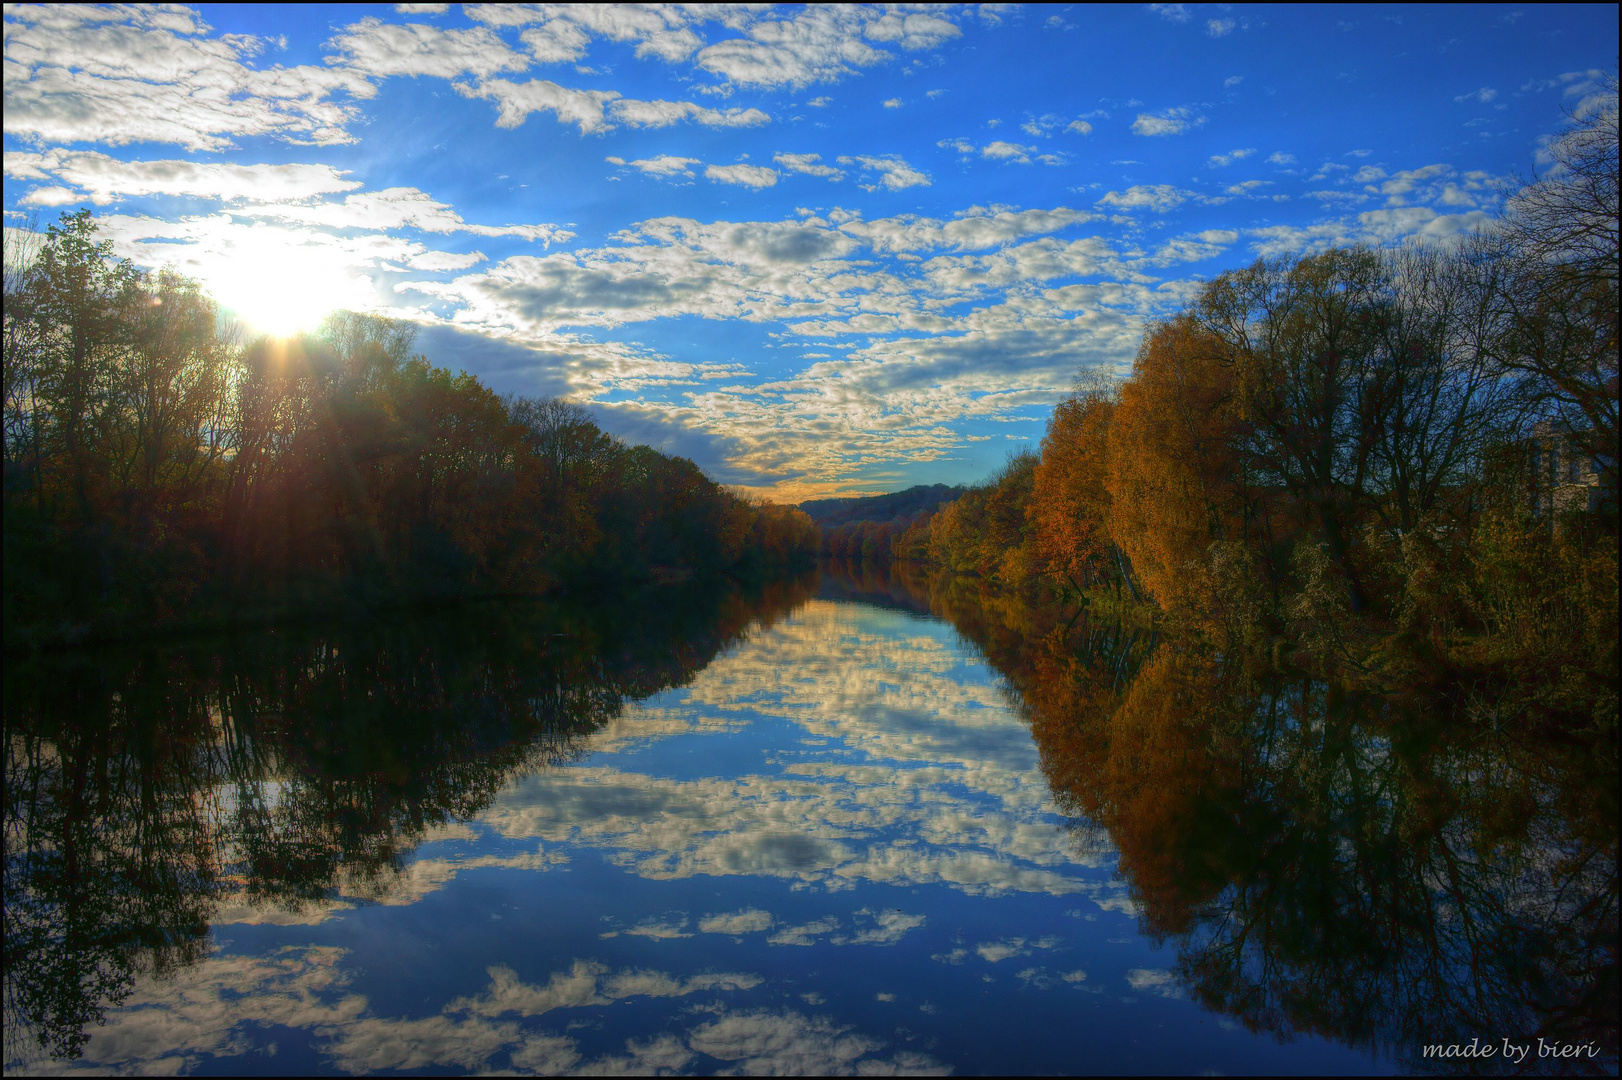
xmin=1095 ymin=185 xmax=1195 ymax=212
xmin=841 ymin=206 xmax=1098 ymax=254
xmin=982 ymin=140 xmax=1037 ymax=164
xmin=1453 ymin=86 xmax=1498 ymax=104
xmin=613 ymin=917 xmax=694 ymax=939
xmin=485 ymin=5 xmax=706 ymax=65
xmin=2 ymin=150 xmax=363 ymax=204
xmin=975 ymin=935 xmax=1060 ymax=963
xmin=1245 ymin=205 xmax=1492 ymax=258
xmin=458 ymin=77 xmax=619 ymax=132
xmin=1206 ymin=148 xmax=1255 ymax=168
xmin=848 ymin=909 xmax=927 ymax=945
xmin=1377 ymin=163 xmax=1450 ymax=203
xmin=774 ymin=153 xmax=844 ymax=180
xmin=1020 ymin=113 xmax=1080 ymax=138
xmin=1130 ymin=106 xmax=1204 ymax=136
xmin=938 ymin=139 xmax=1054 ymax=166
xmin=1148 ymin=4 xmax=1191 ymax=23
xmin=699 ymin=908 xmax=776 ymax=935
xmin=706 ymin=163 xmax=780 ymax=189
xmin=694 ymin=6 xmax=961 ymax=90
xmin=883 ymin=97 xmax=903 ymax=109
xmin=768 ymin=917 xmax=843 ymax=946
xmin=457 ymin=78 xmax=765 ymax=134
xmin=687 ymin=1009 xmax=934 ymax=1075
xmin=836 ymin=154 xmax=930 ymax=192
xmin=326 ymin=17 xmax=529 ymax=80
xmin=1225 ymin=179 xmax=1274 ymax=196
xmin=18 ymin=184 xmax=83 ymax=207
xmin=1224 ymin=74 xmax=1243 ymax=88
xmin=1520 ymin=68 xmax=1614 ymax=117
xmin=3 ymin=6 xmax=369 ymax=150
xmin=863 ymin=11 xmax=962 ymax=50
xmin=456 ymin=598 xmax=1134 ymax=885
xmin=237 ymin=186 xmax=565 ymax=240
xmin=449 ymin=959 xmax=760 ymax=1018
xmin=610 ymin=98 xmax=770 ymax=128
xmin=1126 ymin=968 xmax=1184 ymax=998
xmin=1267 ymin=151 xmax=1296 ymax=165
xmin=976 ymin=940 xmax=1030 ymax=962
xmin=621 ymin=155 xmax=701 ymax=178
xmin=1206 ymin=18 xmax=1235 ymax=36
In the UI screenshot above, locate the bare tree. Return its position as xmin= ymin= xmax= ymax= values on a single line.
xmin=1478 ymin=80 xmax=1619 ymax=504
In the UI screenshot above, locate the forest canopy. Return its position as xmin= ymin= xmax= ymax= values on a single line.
xmin=2 ymin=212 xmax=815 ymax=645
xmin=838 ymin=96 xmax=1617 ymax=722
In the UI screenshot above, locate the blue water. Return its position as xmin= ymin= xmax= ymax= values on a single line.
xmin=15 ymin=599 xmax=1387 ymax=1075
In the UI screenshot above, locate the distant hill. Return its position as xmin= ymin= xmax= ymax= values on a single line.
xmin=798 ymin=484 xmax=966 ymax=528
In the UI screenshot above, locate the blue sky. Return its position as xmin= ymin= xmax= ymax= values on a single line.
xmin=4 ymin=3 xmax=1616 ymax=499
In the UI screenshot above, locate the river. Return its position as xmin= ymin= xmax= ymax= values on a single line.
xmin=4 ymin=567 xmax=1614 ymax=1075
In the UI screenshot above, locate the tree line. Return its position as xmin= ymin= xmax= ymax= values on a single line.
xmin=836 ymin=561 xmax=1614 ymax=1068
xmin=847 ymin=98 xmax=1617 ymax=696
xmin=3 ymin=574 xmax=815 ymax=1063
xmin=2 ymin=211 xmax=816 ymax=644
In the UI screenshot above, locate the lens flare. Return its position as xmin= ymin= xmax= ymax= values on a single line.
xmin=203 ymin=236 xmax=374 ymax=337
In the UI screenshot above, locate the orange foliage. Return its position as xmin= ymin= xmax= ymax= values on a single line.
xmin=1098 ymin=648 xmax=1243 ymax=935
xmin=1028 ymin=393 xmax=1114 ymax=592
xmin=1105 ymin=316 xmax=1249 ymax=615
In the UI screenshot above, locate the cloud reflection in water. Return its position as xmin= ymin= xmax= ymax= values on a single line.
xmin=475 ymin=601 xmax=1129 ymax=909
xmin=12 ymin=595 xmax=1387 ymax=1076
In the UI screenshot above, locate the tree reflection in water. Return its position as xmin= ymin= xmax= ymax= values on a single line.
xmin=2 ymin=575 xmax=815 ymax=1065
xmin=829 ymin=559 xmax=1618 ymax=1074
xmin=6 ymin=562 xmax=1615 ymax=1072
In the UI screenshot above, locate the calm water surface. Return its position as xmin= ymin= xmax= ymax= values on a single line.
xmin=4 ymin=572 xmax=1613 ymax=1075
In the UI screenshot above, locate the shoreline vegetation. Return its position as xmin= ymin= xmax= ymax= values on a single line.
xmin=817 ymin=559 xmax=1618 ymax=1065
xmin=821 ymin=98 xmax=1617 ymax=741
xmin=3 ymin=94 xmax=1614 ymax=708
xmin=2 ymin=212 xmax=817 ymax=650
xmin=3 ymin=573 xmax=818 ymax=1063
xmin=5 ymin=562 xmax=1614 ymax=1069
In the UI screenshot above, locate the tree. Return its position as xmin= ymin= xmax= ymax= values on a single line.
xmin=1196 ymin=249 xmax=1391 ymax=608
xmin=1106 ymin=315 xmax=1250 ymax=616
xmin=4 ymin=209 xmax=146 ymax=522
xmin=1478 ymin=87 xmax=1619 ymax=510
xmin=1028 ymin=378 xmax=1119 ymax=595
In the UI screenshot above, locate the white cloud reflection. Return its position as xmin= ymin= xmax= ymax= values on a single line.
xmin=13 ymin=949 xmax=943 ymax=1076
xmin=472 ymin=601 xmax=1130 ymax=907
xmin=9 ymin=600 xmax=1118 ymax=1076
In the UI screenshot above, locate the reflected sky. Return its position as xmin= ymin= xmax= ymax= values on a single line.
xmin=9 ymin=598 xmax=1386 ymax=1076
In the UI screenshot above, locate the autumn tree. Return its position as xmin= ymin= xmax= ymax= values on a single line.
xmin=5 ymin=211 xmax=815 ymax=639
xmin=1027 ymin=374 xmax=1122 ymax=596
xmin=1105 ymin=315 xmax=1251 ymax=617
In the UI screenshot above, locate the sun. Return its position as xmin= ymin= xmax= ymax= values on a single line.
xmin=203 ymin=237 xmax=374 ymax=337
